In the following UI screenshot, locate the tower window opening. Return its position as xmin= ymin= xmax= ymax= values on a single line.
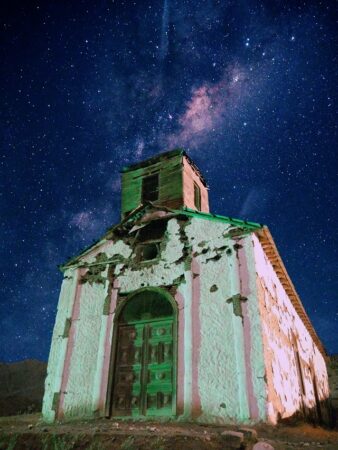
xmin=194 ymin=182 xmax=201 ymax=211
xmin=142 ymin=174 xmax=159 ymax=202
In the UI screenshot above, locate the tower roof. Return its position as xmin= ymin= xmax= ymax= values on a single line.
xmin=121 ymin=148 xmax=208 ymax=187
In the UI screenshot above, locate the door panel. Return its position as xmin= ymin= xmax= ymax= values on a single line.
xmin=145 ymin=319 xmax=174 ymax=416
xmin=111 ymin=318 xmax=175 ymax=417
xmin=111 ymin=324 xmax=144 ymax=416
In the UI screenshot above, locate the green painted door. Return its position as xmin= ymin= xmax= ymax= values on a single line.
xmin=111 ymin=318 xmax=175 ymax=417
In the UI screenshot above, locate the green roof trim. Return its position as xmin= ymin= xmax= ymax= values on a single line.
xmin=176 ymin=207 xmax=264 ymax=229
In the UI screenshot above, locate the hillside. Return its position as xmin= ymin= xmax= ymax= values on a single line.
xmin=0 ymin=360 xmax=46 ymax=416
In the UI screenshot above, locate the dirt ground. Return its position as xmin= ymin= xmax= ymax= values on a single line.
xmin=0 ymin=413 xmax=337 ymax=450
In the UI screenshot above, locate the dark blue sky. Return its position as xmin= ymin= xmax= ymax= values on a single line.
xmin=1 ymin=0 xmax=337 ymax=361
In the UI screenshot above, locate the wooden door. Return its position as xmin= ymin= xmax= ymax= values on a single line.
xmin=111 ymin=318 xmax=175 ymax=417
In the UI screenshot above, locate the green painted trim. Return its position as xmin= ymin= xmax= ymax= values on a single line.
xmin=175 ymin=208 xmax=263 ymax=229
xmin=106 ymin=287 xmax=178 ymax=419
xmin=113 ymin=287 xmax=179 ymax=325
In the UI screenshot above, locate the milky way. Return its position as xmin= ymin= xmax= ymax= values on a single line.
xmin=1 ymin=0 xmax=337 ymax=361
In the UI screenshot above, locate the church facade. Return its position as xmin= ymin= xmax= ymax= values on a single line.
xmin=42 ymin=149 xmax=330 ymax=424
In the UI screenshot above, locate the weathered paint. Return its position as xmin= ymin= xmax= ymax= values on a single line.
xmin=185 ymin=219 xmax=251 ymax=423
xmin=236 ymin=237 xmax=265 ymax=421
xmin=96 ymin=279 xmax=119 ymax=412
xmin=43 ymin=206 xmax=328 ymax=424
xmin=191 ymin=257 xmax=202 ymax=418
xmin=58 ymin=270 xmax=84 ymax=418
xmin=252 ymin=233 xmax=329 ymax=423
xmin=42 ymin=269 xmax=79 ymax=422
xmin=121 ymin=150 xmax=209 ymax=218
xmin=182 ymin=157 xmax=209 ymax=212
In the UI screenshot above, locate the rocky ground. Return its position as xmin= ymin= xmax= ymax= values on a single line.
xmin=0 ymin=414 xmax=337 ymax=450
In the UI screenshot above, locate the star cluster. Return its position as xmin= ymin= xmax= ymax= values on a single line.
xmin=1 ymin=0 xmax=337 ymax=361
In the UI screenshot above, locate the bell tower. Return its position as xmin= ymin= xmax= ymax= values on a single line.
xmin=121 ymin=149 xmax=209 ymax=218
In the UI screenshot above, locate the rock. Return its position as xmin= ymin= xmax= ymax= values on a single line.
xmin=253 ymin=443 xmax=275 ymax=450
xmin=238 ymin=427 xmax=258 ymax=441
xmin=221 ymin=431 xmax=244 ymax=448
xmin=27 ymin=424 xmax=33 ymax=430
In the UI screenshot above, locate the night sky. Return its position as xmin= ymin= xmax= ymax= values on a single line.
xmin=1 ymin=0 xmax=337 ymax=362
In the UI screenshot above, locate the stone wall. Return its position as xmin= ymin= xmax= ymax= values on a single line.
xmin=253 ymin=234 xmax=330 ymax=424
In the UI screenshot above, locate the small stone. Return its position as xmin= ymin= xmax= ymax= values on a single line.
xmin=303 ymin=444 xmax=310 ymax=447
xmin=221 ymin=431 xmax=244 ymax=447
xmin=238 ymin=427 xmax=258 ymax=441
xmin=27 ymin=424 xmax=33 ymax=430
xmin=253 ymin=443 xmax=275 ymax=450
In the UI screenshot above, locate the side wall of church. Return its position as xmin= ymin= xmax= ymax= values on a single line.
xmin=252 ymin=234 xmax=330 ymax=424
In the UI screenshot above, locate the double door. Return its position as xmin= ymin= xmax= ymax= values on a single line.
xmin=111 ymin=318 xmax=175 ymax=417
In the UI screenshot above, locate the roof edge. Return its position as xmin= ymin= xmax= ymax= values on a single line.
xmin=121 ymin=148 xmax=184 ymax=173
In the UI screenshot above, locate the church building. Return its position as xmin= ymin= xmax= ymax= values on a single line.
xmin=42 ymin=149 xmax=330 ymax=424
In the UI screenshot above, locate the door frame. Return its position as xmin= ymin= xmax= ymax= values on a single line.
xmin=105 ymin=287 xmax=178 ymax=418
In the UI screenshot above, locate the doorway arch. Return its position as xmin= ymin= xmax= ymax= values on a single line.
xmin=109 ymin=288 xmax=177 ymax=418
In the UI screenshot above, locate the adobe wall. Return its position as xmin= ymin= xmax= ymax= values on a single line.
xmin=43 ymin=218 xmax=190 ymax=421
xmin=43 ymin=216 xmax=266 ymax=423
xmin=252 ymin=234 xmax=329 ymax=424
xmin=184 ymin=220 xmax=266 ymax=424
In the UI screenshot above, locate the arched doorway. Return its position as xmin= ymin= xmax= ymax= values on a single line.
xmin=110 ymin=288 xmax=177 ymax=418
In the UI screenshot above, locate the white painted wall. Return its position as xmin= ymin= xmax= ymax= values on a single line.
xmin=253 ymin=234 xmax=329 ymax=424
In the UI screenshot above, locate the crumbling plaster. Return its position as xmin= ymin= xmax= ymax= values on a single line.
xmin=253 ymin=234 xmax=329 ymax=424
xmin=44 ymin=214 xmax=326 ymax=425
xmin=184 ymin=220 xmax=266 ymax=424
xmin=42 ymin=270 xmax=79 ymax=422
